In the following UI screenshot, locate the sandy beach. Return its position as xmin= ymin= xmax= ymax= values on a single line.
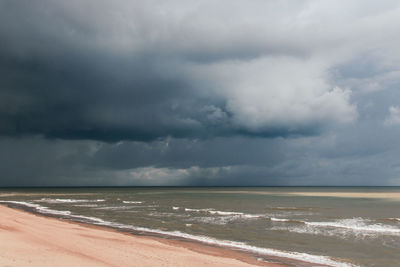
xmin=285 ymin=191 xmax=400 ymax=200
xmin=0 ymin=205 xmax=287 ymax=267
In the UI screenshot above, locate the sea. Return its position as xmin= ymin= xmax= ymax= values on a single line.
xmin=1 ymin=187 xmax=399 ymax=267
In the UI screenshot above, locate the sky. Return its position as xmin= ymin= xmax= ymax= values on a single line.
xmin=1 ymin=0 xmax=400 ymax=186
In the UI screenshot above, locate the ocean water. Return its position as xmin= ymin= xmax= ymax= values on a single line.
xmin=1 ymin=187 xmax=400 ymax=266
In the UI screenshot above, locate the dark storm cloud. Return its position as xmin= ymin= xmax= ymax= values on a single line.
xmin=0 ymin=0 xmax=360 ymax=142
xmin=0 ymin=27 xmax=207 ymax=141
xmin=0 ymin=0 xmax=206 ymax=141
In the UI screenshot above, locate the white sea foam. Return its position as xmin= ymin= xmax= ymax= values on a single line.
xmin=304 ymin=218 xmax=400 ymax=235
xmin=184 ymin=208 xmax=197 ymax=211
xmin=242 ymin=214 xmax=262 ymax=218
xmin=70 ymin=214 xmax=109 ymax=224
xmin=0 ymin=200 xmax=355 ymax=267
xmin=96 ymin=205 xmax=157 ymax=210
xmin=0 ymin=200 xmax=40 ymax=208
xmin=191 ymin=213 xmax=268 ymax=225
xmin=274 ymin=217 xmax=400 ymax=238
xmin=271 ymin=218 xmax=290 ymax=222
xmin=207 ymin=210 xmax=263 ymax=219
xmin=184 ymin=208 xmax=213 ymax=212
xmin=35 ymin=198 xmax=105 ymax=204
xmin=192 ymin=216 xmax=241 ymax=225
xmin=184 ymin=207 xmax=261 ymax=218
xmin=122 ymin=201 xmax=143 ymax=204
xmin=208 ymin=210 xmax=244 ymax=216
xmin=0 ymin=201 xmax=72 ymax=216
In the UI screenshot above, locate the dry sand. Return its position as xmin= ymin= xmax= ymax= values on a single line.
xmin=0 ymin=205 xmax=287 ymax=267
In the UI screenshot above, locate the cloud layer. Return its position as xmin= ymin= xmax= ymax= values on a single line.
xmin=1 ymin=0 xmax=400 ymax=185
xmin=0 ymin=0 xmax=367 ymax=141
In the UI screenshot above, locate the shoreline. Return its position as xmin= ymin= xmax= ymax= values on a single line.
xmin=0 ymin=204 xmax=303 ymax=267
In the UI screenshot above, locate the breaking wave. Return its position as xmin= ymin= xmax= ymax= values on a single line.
xmin=272 ymin=217 xmax=400 ymax=237
xmin=35 ymin=198 xmax=105 ymax=204
xmin=182 ymin=207 xmax=263 ymax=218
xmin=270 ymin=218 xmax=291 ymax=222
xmin=122 ymin=201 xmax=143 ymax=204
xmin=303 ymin=218 xmax=400 ymax=235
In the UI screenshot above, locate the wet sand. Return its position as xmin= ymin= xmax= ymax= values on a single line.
xmin=0 ymin=205 xmax=289 ymax=267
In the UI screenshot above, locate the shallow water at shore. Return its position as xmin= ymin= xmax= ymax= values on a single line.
xmin=1 ymin=187 xmax=400 ymax=266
